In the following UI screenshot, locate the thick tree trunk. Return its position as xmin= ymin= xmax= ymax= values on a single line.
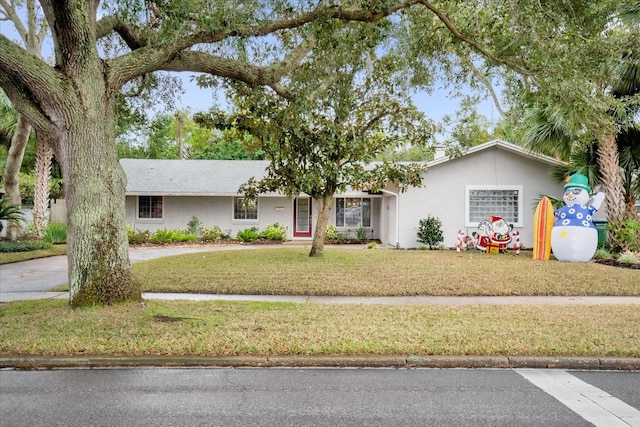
xmin=32 ymin=135 xmax=52 ymax=238
xmin=2 ymin=114 xmax=31 ymax=240
xmin=309 ymin=193 xmax=333 ymax=257
xmin=55 ymin=99 xmax=140 ymax=307
xmin=597 ymin=132 xmax=626 ymax=248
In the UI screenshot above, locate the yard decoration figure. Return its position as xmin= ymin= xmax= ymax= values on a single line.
xmin=455 ymin=229 xmax=475 ymax=251
xmin=474 ymin=215 xmax=515 ymax=254
xmin=551 ymin=173 xmax=605 ymax=262
xmin=456 ymin=216 xmax=520 ymax=254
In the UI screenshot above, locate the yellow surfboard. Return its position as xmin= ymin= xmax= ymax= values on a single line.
xmin=533 ymin=196 xmax=555 ymax=260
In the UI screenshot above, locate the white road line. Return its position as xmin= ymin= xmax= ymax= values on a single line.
xmin=516 ymin=369 xmax=640 ymax=427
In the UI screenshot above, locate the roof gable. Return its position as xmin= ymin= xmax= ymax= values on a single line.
xmin=427 ymin=139 xmax=565 ymax=168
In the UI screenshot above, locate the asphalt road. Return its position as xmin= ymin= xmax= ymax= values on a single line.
xmin=1 ymin=368 xmax=638 ymax=426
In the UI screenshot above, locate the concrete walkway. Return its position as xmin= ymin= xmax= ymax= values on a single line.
xmin=2 ymin=245 xmax=640 ymax=305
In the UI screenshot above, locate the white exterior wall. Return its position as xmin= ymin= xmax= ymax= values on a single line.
xmin=396 ymin=147 xmax=564 ymax=249
xmin=125 ymin=194 xmax=383 ymax=240
xmin=126 ymin=195 xmax=295 ymax=239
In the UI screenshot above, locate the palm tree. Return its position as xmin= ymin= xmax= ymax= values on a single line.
xmin=0 ymin=199 xmax=24 ymax=234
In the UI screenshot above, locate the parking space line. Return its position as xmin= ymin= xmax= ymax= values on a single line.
xmin=516 ymin=369 xmax=640 ymax=427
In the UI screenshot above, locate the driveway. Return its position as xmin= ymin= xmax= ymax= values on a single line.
xmin=0 ymin=245 xmax=249 ymax=302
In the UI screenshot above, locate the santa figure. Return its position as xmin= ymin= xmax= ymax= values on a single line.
xmin=474 ymin=215 xmax=513 ymax=253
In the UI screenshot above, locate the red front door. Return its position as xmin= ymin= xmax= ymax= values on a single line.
xmin=293 ymin=198 xmax=312 ymax=237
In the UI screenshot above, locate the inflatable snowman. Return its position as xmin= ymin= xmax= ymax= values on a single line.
xmin=551 ymin=173 xmax=605 ymax=262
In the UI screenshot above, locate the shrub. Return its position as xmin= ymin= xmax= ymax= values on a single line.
xmin=201 ymin=225 xmax=224 ymax=241
xmin=0 ymin=199 xmax=24 ymax=233
xmin=610 ymin=219 xmax=640 ymax=253
xmin=237 ymin=227 xmax=260 ymax=242
xmin=44 ymin=222 xmax=67 ymax=244
xmin=416 ymin=215 xmax=444 ymax=249
xmin=0 ymin=240 xmax=52 ymax=253
xmin=593 ymin=248 xmax=612 ymax=259
xmin=150 ymin=229 xmax=197 ymax=244
xmin=128 ymin=229 xmax=150 ymax=245
xmin=355 ymin=227 xmax=368 ymax=241
xmin=261 ymin=223 xmax=287 ymax=241
xmin=325 ymin=225 xmax=340 ymax=240
xmin=618 ymin=251 xmax=640 ymax=265
xmin=187 ymin=216 xmax=202 ymax=236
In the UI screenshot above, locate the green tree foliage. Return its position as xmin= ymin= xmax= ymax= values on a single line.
xmin=220 ymin=22 xmax=434 ymax=256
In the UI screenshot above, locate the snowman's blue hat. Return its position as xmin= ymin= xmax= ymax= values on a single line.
xmin=564 ymin=173 xmax=591 ymax=193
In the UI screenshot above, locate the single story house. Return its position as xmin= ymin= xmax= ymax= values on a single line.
xmin=122 ymin=139 xmax=575 ymax=249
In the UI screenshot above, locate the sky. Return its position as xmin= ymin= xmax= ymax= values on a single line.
xmin=171 ymin=73 xmax=501 ymax=140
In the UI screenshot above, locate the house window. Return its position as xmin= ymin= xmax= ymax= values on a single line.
xmin=335 ymin=197 xmax=371 ymax=227
xmin=234 ymin=197 xmax=258 ymax=220
xmin=138 ymin=196 xmax=163 ymax=219
xmin=465 ymin=185 xmax=523 ymax=227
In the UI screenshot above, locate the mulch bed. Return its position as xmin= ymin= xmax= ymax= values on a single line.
xmin=594 ymin=258 xmax=640 ymax=270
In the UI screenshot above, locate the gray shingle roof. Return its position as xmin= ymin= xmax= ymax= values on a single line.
xmin=120 ymin=159 xmax=270 ymax=195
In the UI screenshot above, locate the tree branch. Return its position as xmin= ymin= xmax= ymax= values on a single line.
xmin=458 ymin=55 xmax=505 ymax=117
xmin=95 ymin=14 xmax=148 ymax=50
xmin=417 ymin=0 xmax=534 ymax=77
xmin=0 ymin=34 xmax=67 ymax=129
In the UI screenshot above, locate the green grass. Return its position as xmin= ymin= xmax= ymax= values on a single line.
xmin=133 ymin=247 xmax=640 ymax=296
xmin=0 ymin=244 xmax=67 ymax=264
xmin=1 ymin=299 xmax=638 ymax=357
xmin=2 ymin=246 xmax=639 ymax=358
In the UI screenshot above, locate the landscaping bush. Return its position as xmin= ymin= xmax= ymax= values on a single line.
xmin=187 ymin=216 xmax=202 ymax=236
xmin=0 ymin=199 xmax=24 ymax=233
xmin=150 ymin=229 xmax=197 ymax=244
xmin=261 ymin=223 xmax=286 ymax=241
xmin=416 ymin=215 xmax=444 ymax=249
xmin=610 ymin=219 xmax=640 ymax=253
xmin=325 ymin=224 xmax=340 ymax=240
xmin=0 ymin=240 xmax=52 ymax=252
xmin=44 ymin=222 xmax=67 ymax=244
xmin=237 ymin=227 xmax=260 ymax=242
xmin=127 ymin=225 xmax=151 ymax=244
xmin=201 ymin=225 xmax=224 ymax=241
xmin=618 ymin=251 xmax=640 ymax=265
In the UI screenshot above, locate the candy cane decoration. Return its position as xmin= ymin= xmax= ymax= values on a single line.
xmin=456 ymin=229 xmax=466 ymax=252
xmin=511 ymin=230 xmax=520 ymax=255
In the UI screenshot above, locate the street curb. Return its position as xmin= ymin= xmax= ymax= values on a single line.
xmin=1 ymin=355 xmax=638 ymax=370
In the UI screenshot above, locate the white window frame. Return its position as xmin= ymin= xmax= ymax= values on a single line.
xmin=334 ymin=197 xmax=372 ymax=228
xmin=465 ymin=185 xmax=523 ymax=227
xmin=233 ymin=196 xmax=259 ymax=221
xmin=137 ymin=195 xmax=163 ymax=220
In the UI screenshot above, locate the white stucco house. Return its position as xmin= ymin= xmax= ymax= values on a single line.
xmin=122 ymin=139 xmax=570 ymax=249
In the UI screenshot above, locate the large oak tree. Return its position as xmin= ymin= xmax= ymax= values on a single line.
xmin=1 ymin=0 xmax=629 ymax=306
xmin=0 ymin=0 xmax=440 ymax=306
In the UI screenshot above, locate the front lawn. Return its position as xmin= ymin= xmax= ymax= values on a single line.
xmin=1 ymin=299 xmax=638 ymax=357
xmin=134 ymin=247 xmax=640 ymax=296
